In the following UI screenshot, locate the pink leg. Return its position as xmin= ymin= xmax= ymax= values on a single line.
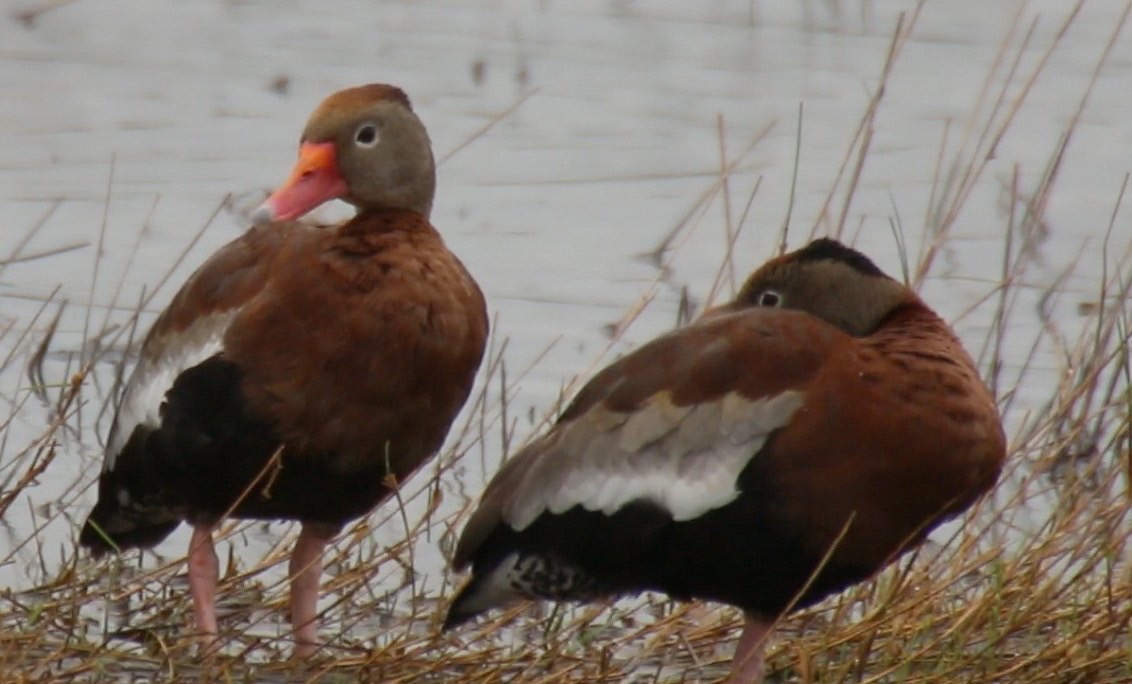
xmin=187 ymin=525 xmax=219 ymax=654
xmin=728 ymin=613 xmax=771 ymax=683
xmin=289 ymin=524 xmax=332 ymax=657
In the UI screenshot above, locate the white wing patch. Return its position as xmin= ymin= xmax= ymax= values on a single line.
xmin=105 ymin=311 xmax=236 ymax=470
xmin=506 ymin=390 xmax=804 ymax=530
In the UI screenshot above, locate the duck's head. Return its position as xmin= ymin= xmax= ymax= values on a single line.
xmin=733 ymin=238 xmax=913 ymax=336
xmin=254 ymin=83 xmax=435 ymax=224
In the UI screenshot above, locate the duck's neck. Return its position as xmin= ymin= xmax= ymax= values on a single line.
xmin=338 ymin=207 xmax=442 ymax=243
xmin=351 ymin=204 xmax=430 ymax=223
xmin=348 ymin=192 xmax=432 ymax=221
xmin=873 ymin=301 xmax=976 ymax=368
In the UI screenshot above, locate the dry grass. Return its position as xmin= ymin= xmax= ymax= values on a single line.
xmin=2 ymin=5 xmax=1130 ymax=684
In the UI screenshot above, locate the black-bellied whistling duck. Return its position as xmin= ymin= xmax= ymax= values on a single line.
xmin=444 ymin=239 xmax=1005 ymax=682
xmin=80 ymin=84 xmax=489 ymax=656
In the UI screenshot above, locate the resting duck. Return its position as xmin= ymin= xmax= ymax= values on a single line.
xmin=445 ymin=239 xmax=1005 ymax=682
xmin=80 ymin=84 xmax=489 ymax=656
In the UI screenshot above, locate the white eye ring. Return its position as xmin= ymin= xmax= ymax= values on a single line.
xmin=757 ymin=290 xmax=782 ymax=307
xmin=354 ymin=123 xmax=379 ymax=148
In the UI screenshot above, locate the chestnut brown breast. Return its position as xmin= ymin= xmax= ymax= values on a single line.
xmin=225 ymin=210 xmax=488 ymax=476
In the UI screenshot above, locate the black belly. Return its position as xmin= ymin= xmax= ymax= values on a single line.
xmin=657 ymin=496 xmax=874 ymax=616
xmin=475 ymin=486 xmax=874 ymax=619
xmin=81 ymin=355 xmax=391 ymax=554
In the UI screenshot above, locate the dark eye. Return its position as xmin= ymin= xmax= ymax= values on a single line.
xmin=354 ymin=123 xmax=379 ymax=148
xmin=757 ymin=290 xmax=782 ymax=307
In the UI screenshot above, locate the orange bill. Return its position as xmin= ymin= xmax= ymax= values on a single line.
xmin=253 ymin=141 xmax=348 ymax=224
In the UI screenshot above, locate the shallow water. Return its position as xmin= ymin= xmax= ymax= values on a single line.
xmin=0 ymin=0 xmax=1128 ymax=648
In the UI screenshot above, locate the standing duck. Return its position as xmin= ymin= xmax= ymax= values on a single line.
xmin=80 ymin=84 xmax=489 ymax=656
xmin=444 ymin=239 xmax=1005 ymax=682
